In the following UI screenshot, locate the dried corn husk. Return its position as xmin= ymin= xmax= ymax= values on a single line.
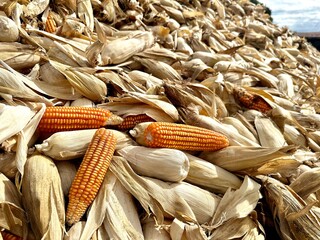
xmin=22 ymin=154 xmax=65 ymax=239
xmin=170 ymin=218 xmax=207 ymax=240
xmin=75 ymin=171 xmax=143 ymax=240
xmin=55 ymin=161 xmax=77 ymax=197
xmin=35 ymin=129 xmax=136 ymax=160
xmin=101 ymin=32 xmax=155 ymax=65
xmin=184 ymin=153 xmax=242 ymax=194
xmin=254 ymin=117 xmax=287 ymax=148
xmin=118 ymin=146 xmax=189 ymax=182
xmin=0 ymin=152 xmax=17 ymax=179
xmin=0 ymin=104 xmax=34 ymax=144
xmin=0 ymin=16 xmax=19 ymax=42
xmin=142 ymin=217 xmax=171 ymax=240
xmin=0 ymin=173 xmax=28 ymax=238
xmin=110 ymin=156 xmax=220 ymax=225
xmin=260 ymin=176 xmax=320 ymax=239
xmin=200 ymin=146 xmax=300 ymax=177
xmin=289 ymin=167 xmax=320 ymax=199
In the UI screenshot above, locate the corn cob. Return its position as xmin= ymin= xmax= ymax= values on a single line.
xmin=129 ymin=122 xmax=229 ymax=151
xmin=38 ymin=106 xmax=122 ymax=133
xmin=233 ymin=87 xmax=272 ymax=113
xmin=66 ymin=128 xmax=116 ymax=225
xmin=45 ymin=12 xmax=56 ymax=33
xmin=116 ymin=114 xmax=155 ymax=131
xmin=1 ymin=231 xmax=22 ymax=240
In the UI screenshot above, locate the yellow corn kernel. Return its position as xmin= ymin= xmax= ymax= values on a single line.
xmin=38 ymin=106 xmax=122 ymax=133
xmin=66 ymin=128 xmax=116 ymax=225
xmin=130 ymin=122 xmax=229 ymax=151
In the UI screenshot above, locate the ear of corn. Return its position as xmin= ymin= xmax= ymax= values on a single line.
xmin=129 ymin=122 xmax=229 ymax=151
xmin=38 ymin=106 xmax=123 ymax=133
xmin=116 ymin=114 xmax=155 ymax=131
xmin=233 ymin=87 xmax=272 ymax=113
xmin=66 ymin=128 xmax=116 ymax=225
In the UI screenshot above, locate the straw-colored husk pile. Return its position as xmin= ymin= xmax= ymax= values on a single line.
xmin=1 ymin=0 xmax=320 ymax=239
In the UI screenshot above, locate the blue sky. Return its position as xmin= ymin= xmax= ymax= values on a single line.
xmin=258 ymin=0 xmax=320 ymax=32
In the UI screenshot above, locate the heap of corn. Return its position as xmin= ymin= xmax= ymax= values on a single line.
xmin=1 ymin=0 xmax=320 ymax=239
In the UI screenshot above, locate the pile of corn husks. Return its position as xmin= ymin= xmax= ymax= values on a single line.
xmin=1 ymin=0 xmax=320 ymax=239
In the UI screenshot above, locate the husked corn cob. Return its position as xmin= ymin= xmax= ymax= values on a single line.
xmin=38 ymin=106 xmax=122 ymax=133
xmin=66 ymin=128 xmax=116 ymax=225
xmin=45 ymin=12 xmax=56 ymax=33
xmin=130 ymin=122 xmax=229 ymax=151
xmin=1 ymin=231 xmax=22 ymax=240
xmin=116 ymin=114 xmax=155 ymax=131
xmin=233 ymin=87 xmax=272 ymax=113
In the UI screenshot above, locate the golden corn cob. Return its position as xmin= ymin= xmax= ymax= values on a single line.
xmin=1 ymin=231 xmax=22 ymax=240
xmin=38 ymin=106 xmax=122 ymax=133
xmin=116 ymin=114 xmax=155 ymax=131
xmin=66 ymin=128 xmax=116 ymax=225
xmin=233 ymin=87 xmax=272 ymax=113
xmin=130 ymin=122 xmax=229 ymax=151
xmin=45 ymin=12 xmax=56 ymax=33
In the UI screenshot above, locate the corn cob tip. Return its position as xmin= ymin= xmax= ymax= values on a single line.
xmin=104 ymin=114 xmax=123 ymax=126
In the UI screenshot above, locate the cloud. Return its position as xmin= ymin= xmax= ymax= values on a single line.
xmin=258 ymin=0 xmax=320 ymax=32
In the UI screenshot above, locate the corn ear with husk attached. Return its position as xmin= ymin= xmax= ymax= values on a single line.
xmin=35 ymin=129 xmax=136 ymax=160
xmin=289 ymin=167 xmax=320 ymax=200
xmin=260 ymin=176 xmax=320 ymax=239
xmin=184 ymin=153 xmax=242 ymax=194
xmin=22 ymin=154 xmax=65 ymax=239
xmin=200 ymin=146 xmax=300 ymax=177
xmin=0 ymin=173 xmax=28 ymax=238
xmin=101 ymin=31 xmax=155 ymax=65
xmin=254 ymin=117 xmax=287 ymax=147
xmin=110 ymin=156 xmax=220 ymax=225
xmin=117 ymin=146 xmax=190 ymax=182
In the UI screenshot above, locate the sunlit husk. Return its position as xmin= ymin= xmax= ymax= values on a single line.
xmin=142 ymin=217 xmax=171 ymax=240
xmin=22 ymin=154 xmax=65 ymax=239
xmin=36 ymin=129 xmax=136 ymax=160
xmin=0 ymin=173 xmax=28 ymax=238
xmin=260 ymin=176 xmax=320 ymax=239
xmin=184 ymin=153 xmax=242 ymax=194
xmin=118 ymin=146 xmax=190 ymax=182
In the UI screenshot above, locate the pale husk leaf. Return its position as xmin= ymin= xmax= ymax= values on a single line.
xmin=142 ymin=217 xmax=171 ymax=240
xmin=117 ymin=146 xmax=190 ymax=182
xmin=170 ymin=218 xmax=207 ymax=240
xmin=22 ymin=154 xmax=65 ymax=239
xmin=184 ymin=153 xmax=242 ymax=194
xmin=254 ymin=117 xmax=287 ymax=148
xmin=289 ymin=167 xmax=320 ymax=199
xmin=260 ymin=176 xmax=320 ymax=239
xmin=110 ymin=156 xmax=204 ymax=224
xmin=101 ymin=173 xmax=144 ymax=240
xmin=101 ymin=32 xmax=155 ymax=65
xmin=209 ymin=176 xmax=261 ymax=228
xmin=50 ymin=60 xmax=107 ymax=102
xmin=0 ymin=153 xmax=17 ymax=179
xmin=0 ymin=173 xmax=28 ymax=238
xmin=199 ymin=145 xmax=295 ymax=172
xmin=77 ymin=0 xmax=94 ymax=31
xmin=209 ymin=216 xmax=265 ymax=240
xmin=0 ymin=103 xmax=34 ymax=144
